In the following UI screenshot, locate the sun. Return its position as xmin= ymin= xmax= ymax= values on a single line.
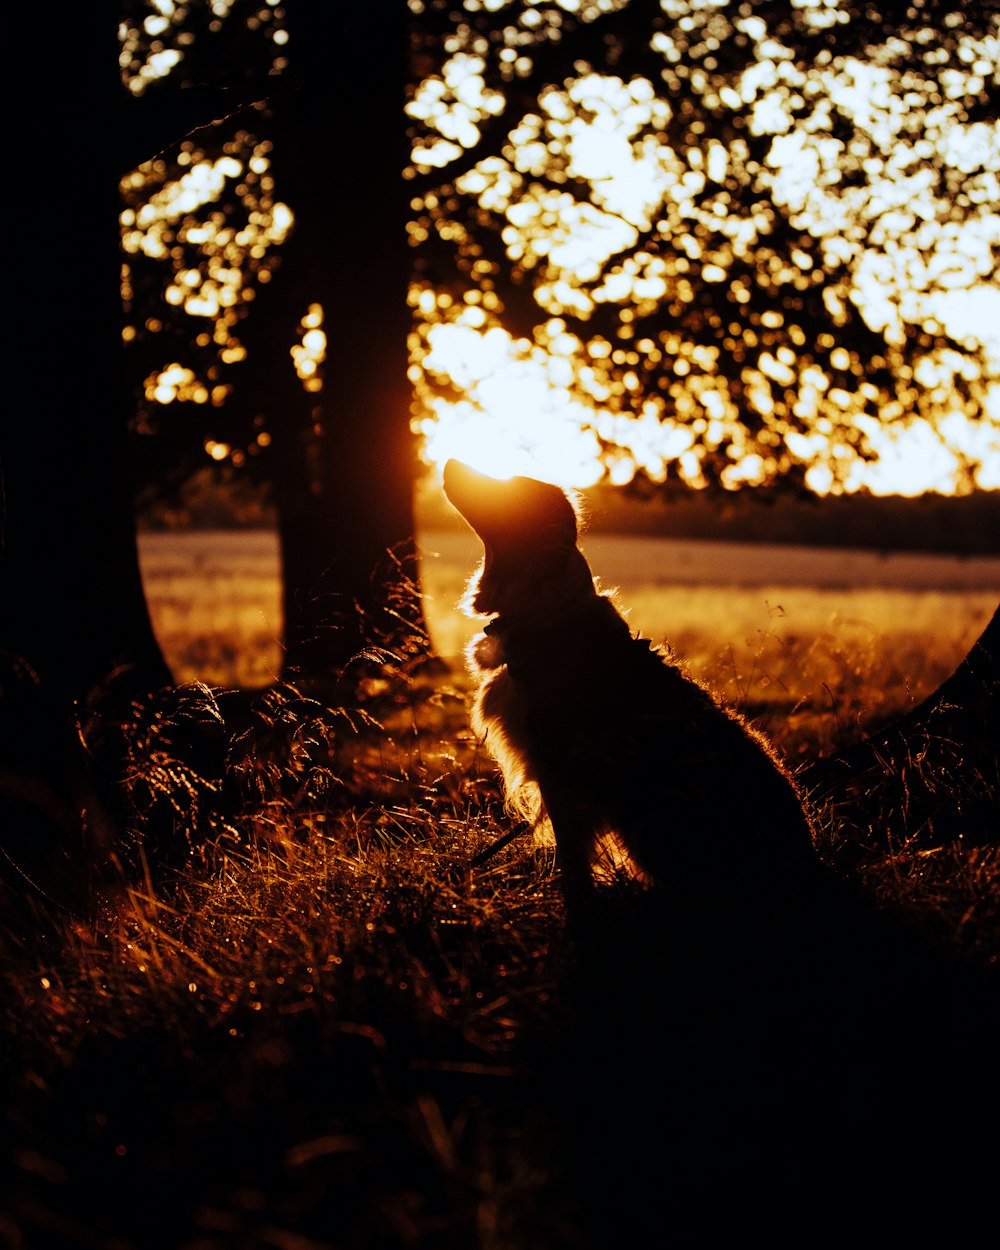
xmin=415 ymin=320 xmax=606 ymax=488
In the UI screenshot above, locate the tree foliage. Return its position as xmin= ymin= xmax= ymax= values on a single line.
xmin=119 ymin=1 xmax=999 ymax=503
xmin=408 ymin=0 xmax=1000 ymax=495
xmin=119 ymin=0 xmax=291 ymax=503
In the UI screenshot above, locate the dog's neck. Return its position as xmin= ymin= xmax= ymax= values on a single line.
xmin=474 ymin=592 xmax=634 ymax=681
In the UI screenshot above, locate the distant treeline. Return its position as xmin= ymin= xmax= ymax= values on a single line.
xmin=576 ymin=485 xmax=1000 ymax=555
xmin=141 ymin=467 xmax=999 ymax=556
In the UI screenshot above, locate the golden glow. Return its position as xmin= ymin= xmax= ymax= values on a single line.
xmin=411 ymin=17 xmax=1000 ymax=498
xmin=416 ymin=314 xmax=602 ymax=484
xmin=408 ymin=53 xmax=505 ymax=170
xmin=291 ymin=304 xmax=326 ymax=392
xmin=145 ymin=363 xmax=217 ymax=406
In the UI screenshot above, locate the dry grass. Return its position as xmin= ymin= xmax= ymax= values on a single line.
xmin=120 ymin=545 xmax=1000 ymax=974
xmin=2 ymin=557 xmax=998 ymax=1248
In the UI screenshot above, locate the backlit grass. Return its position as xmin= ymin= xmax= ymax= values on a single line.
xmin=2 ymin=564 xmax=998 ymax=1247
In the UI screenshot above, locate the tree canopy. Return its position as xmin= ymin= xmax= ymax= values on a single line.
xmin=408 ymin=0 xmax=1000 ymax=495
xmin=119 ymin=1 xmax=1000 ymax=507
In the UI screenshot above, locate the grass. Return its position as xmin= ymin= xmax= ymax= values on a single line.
xmin=2 ymin=568 xmax=999 ymax=1247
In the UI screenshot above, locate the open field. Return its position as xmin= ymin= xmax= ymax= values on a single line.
xmin=139 ymin=527 xmax=1000 ymax=759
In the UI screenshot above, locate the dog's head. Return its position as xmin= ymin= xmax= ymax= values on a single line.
xmin=442 ymin=459 xmax=594 ymax=621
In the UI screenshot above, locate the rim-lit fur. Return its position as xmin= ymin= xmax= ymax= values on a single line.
xmin=442 ymin=459 xmax=818 ymax=908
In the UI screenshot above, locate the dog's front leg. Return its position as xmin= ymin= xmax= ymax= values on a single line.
xmin=541 ymin=787 xmax=597 ymax=919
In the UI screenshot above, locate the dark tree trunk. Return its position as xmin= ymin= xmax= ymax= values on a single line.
xmin=1 ymin=8 xmax=171 ymax=905
xmin=2 ymin=9 xmax=170 ymax=709
xmin=237 ymin=2 xmax=428 ymax=686
xmin=800 ymin=603 xmax=1000 ymax=849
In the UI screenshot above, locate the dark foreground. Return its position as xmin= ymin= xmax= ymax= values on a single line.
xmin=2 ymin=674 xmax=999 ymax=1248
xmin=4 ymin=884 xmax=999 ymax=1249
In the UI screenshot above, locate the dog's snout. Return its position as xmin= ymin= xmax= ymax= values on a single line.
xmin=442 ymin=459 xmax=508 ymax=533
xmin=443 ymin=459 xmax=494 ymax=505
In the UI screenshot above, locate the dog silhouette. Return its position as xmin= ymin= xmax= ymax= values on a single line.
xmin=442 ymin=458 xmax=818 ymax=909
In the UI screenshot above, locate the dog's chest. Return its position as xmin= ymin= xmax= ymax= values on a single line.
xmin=470 ymin=621 xmax=729 ymax=784
xmin=474 ymin=665 xmax=531 ymax=752
xmin=472 ymin=639 xmax=616 ymax=778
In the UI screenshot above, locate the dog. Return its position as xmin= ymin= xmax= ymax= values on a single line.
xmin=442 ymin=459 xmax=819 ymax=911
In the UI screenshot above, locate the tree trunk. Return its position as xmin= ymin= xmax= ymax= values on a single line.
xmin=1 ymin=8 xmax=171 ymax=905
xmin=237 ymin=2 xmax=428 ymax=686
xmin=2 ymin=8 xmax=170 ymax=709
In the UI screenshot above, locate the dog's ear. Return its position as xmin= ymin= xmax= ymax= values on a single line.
xmin=468 ymin=533 xmax=595 ymax=620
